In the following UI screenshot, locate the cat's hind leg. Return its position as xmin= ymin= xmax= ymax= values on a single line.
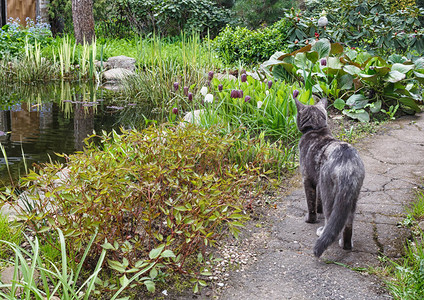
xmin=303 ymin=179 xmax=318 ymax=223
xmin=339 ymin=214 xmax=354 ymax=250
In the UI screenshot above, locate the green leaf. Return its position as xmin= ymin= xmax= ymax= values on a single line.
xmin=160 ymin=250 xmax=176 ymax=258
xmin=311 ymin=39 xmax=331 ymax=59
xmin=338 ymin=74 xmax=353 ymax=90
xmin=343 ymin=65 xmax=361 ymax=75
xmin=149 ymin=244 xmax=165 ymax=259
xmin=330 ymin=43 xmax=344 ymax=55
xmin=346 ymin=94 xmax=368 ymax=109
xmin=414 ymin=57 xmax=424 ymax=69
xmin=119 ymin=275 xmax=129 ymax=288
xmin=342 ymin=109 xmax=370 ymax=122
xmin=333 ymin=98 xmax=346 ymax=110
xmin=391 ymin=63 xmax=414 ymax=74
xmin=369 ymin=100 xmax=382 ymax=113
xmin=144 ymin=280 xmax=155 ymax=293
xmin=149 ymin=267 xmax=158 ymax=279
xmin=398 ymin=97 xmax=421 ymax=112
xmin=386 ymin=70 xmax=406 ymax=83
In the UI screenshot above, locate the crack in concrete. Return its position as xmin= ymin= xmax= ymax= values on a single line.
xmin=371 ymin=213 xmax=385 ymax=256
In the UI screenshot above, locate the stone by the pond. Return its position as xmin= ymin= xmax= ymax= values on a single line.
xmin=103 ymin=68 xmax=134 ymax=81
xmin=106 ymin=55 xmax=136 ymax=71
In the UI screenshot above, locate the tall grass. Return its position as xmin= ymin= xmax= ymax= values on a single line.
xmin=386 ymin=191 xmax=424 ymax=299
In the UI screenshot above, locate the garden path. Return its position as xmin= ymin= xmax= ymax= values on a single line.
xmin=213 ymin=112 xmax=424 ymax=300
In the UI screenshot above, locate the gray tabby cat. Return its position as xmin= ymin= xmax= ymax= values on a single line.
xmin=295 ymin=98 xmax=365 ymax=258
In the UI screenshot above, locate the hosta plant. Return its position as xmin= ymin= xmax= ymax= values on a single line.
xmin=262 ymin=39 xmax=423 ymax=122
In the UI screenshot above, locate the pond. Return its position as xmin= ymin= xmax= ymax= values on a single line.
xmin=0 ymin=82 xmax=158 ymax=185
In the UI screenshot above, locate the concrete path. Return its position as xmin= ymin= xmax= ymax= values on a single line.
xmin=219 ymin=113 xmax=424 ymax=300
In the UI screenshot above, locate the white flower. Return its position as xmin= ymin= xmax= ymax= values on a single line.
xmin=257 ymin=101 xmax=263 ymax=109
xmin=204 ymin=93 xmax=214 ymax=103
xmin=265 ymin=90 xmax=269 ymax=96
xmin=200 ymin=86 xmax=208 ymax=96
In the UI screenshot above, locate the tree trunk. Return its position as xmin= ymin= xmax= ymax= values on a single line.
xmin=71 ymin=0 xmax=95 ymax=44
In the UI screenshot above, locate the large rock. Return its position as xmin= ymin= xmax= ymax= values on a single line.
xmin=106 ymin=55 xmax=136 ymax=71
xmin=103 ymin=68 xmax=134 ymax=82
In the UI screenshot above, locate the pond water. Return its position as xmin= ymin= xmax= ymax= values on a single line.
xmin=0 ymin=82 xmax=156 ymax=185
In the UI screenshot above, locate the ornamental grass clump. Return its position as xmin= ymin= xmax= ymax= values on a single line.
xmin=5 ymin=124 xmax=260 ymax=293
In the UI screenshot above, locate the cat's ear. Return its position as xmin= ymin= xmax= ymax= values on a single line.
xmin=295 ymin=98 xmax=305 ymax=112
xmin=318 ymin=98 xmax=328 ymax=108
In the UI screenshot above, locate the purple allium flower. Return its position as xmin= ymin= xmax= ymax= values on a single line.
xmin=245 ymin=95 xmax=251 ymax=102
xmin=320 ymin=58 xmax=327 ymax=66
xmin=188 ymin=92 xmax=193 ymax=101
xmin=241 ymin=73 xmax=247 ymax=82
xmin=172 ymin=107 xmax=178 ymax=114
xmin=173 ymin=82 xmax=179 ymax=91
xmin=293 ymin=89 xmax=299 ymax=99
xmin=183 ymin=86 xmax=189 ymax=96
xmin=218 ymin=84 xmax=223 ymax=92
xmin=231 ymin=90 xmax=239 ymax=98
xmin=208 ymin=71 xmax=214 ymax=81
xmin=239 ymin=90 xmax=244 ymax=98
xmin=268 ymin=80 xmax=273 ymax=89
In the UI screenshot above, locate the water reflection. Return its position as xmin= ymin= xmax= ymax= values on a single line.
xmin=0 ymin=82 xmax=120 ymax=185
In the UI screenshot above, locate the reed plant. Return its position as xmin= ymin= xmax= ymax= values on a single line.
xmin=57 ymin=35 xmax=76 ymax=79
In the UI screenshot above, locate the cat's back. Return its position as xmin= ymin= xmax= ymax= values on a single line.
xmin=321 ymin=140 xmax=365 ymax=182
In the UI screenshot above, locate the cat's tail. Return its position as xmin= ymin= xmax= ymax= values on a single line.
xmin=313 ymin=186 xmax=356 ymax=258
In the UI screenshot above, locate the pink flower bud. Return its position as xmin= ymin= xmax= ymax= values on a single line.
xmin=241 ymin=73 xmax=247 ymax=82
xmin=208 ymin=71 xmax=214 ymax=81
xmin=183 ymin=86 xmax=189 ymax=96
xmin=293 ymin=89 xmax=299 ymax=99
xmin=172 ymin=107 xmax=178 ymax=114
xmin=218 ymin=84 xmax=223 ymax=92
xmin=188 ymin=92 xmax=193 ymax=101
xmin=173 ymin=82 xmax=179 ymax=91
xmin=244 ymin=95 xmax=251 ymax=102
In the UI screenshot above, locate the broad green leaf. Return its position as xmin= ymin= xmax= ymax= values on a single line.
xmin=305 ymin=51 xmax=319 ymax=64
xmin=375 ymin=66 xmax=390 ymax=76
xmin=339 ymin=74 xmax=353 ymax=90
xmin=311 ymin=39 xmax=331 ymax=59
xmin=413 ymin=71 xmax=424 ymax=83
xmin=388 ymin=54 xmax=407 ymax=64
xmin=359 ymin=73 xmax=377 ymax=82
xmin=330 ymin=43 xmax=344 ymax=55
xmin=326 ymin=57 xmax=343 ymax=70
xmin=343 ymin=65 xmax=361 ymax=75
xmin=391 ymin=63 xmax=414 ymax=74
xmin=342 ymin=109 xmax=370 ymax=122
xmin=398 ymin=97 xmax=421 ymax=112
xmin=333 ymin=98 xmax=346 ymax=110
xmin=414 ymin=57 xmax=424 ymax=69
xmin=346 ymin=94 xmax=368 ymax=109
xmin=386 ymin=71 xmax=406 ymax=83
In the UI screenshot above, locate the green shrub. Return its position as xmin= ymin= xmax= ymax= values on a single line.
xmin=0 ymin=17 xmax=53 ymax=59
xmin=211 ymin=18 xmax=291 ymax=65
xmin=262 ymin=39 xmax=423 ymax=122
xmin=7 ymin=124 xmax=261 ymax=292
xmin=232 ymin=0 xmax=295 ymax=29
xmin=291 ymin=0 xmax=424 ymax=56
